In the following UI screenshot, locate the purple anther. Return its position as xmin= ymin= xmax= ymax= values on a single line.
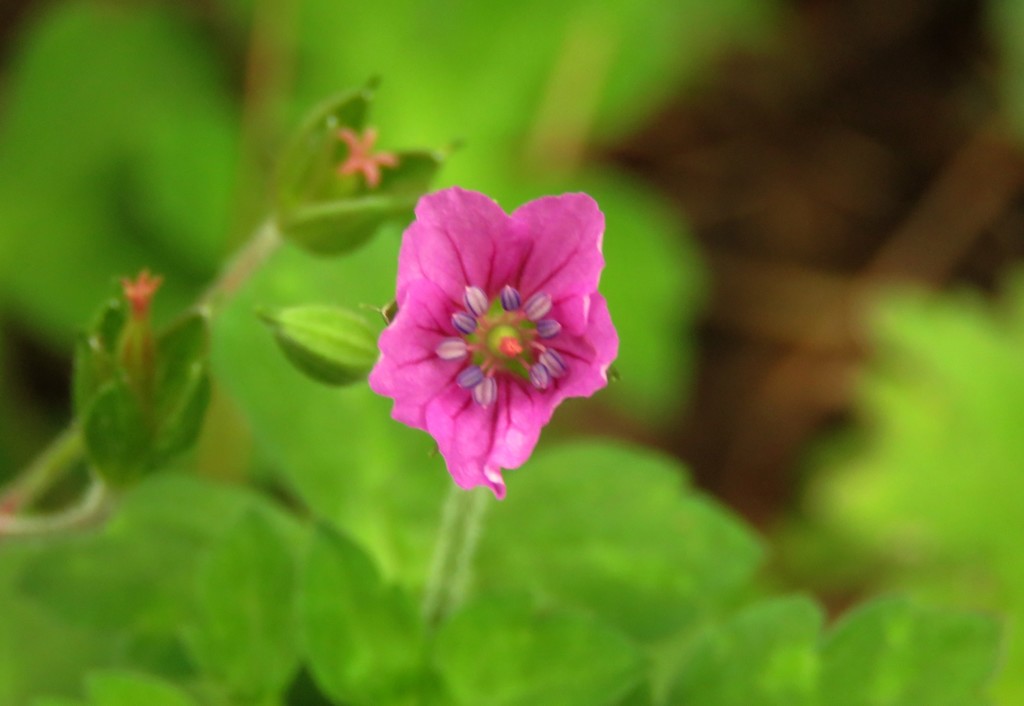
xmin=523 ymin=292 xmax=552 ymax=321
xmin=457 ymin=365 xmax=485 ymax=389
xmin=436 ymin=338 xmax=468 ymax=361
xmin=451 ymin=311 xmax=477 ymax=335
xmin=529 ymin=363 xmax=551 ymax=390
xmin=536 ymin=319 xmax=561 ymax=339
xmin=464 ymin=286 xmax=489 ymax=317
xmin=500 ymin=285 xmax=522 ymax=311
xmin=538 ymin=349 xmax=567 ymax=377
xmin=473 ymin=376 xmax=498 ymax=407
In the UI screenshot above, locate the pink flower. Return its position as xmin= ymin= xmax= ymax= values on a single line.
xmin=369 ymin=187 xmax=618 ymax=498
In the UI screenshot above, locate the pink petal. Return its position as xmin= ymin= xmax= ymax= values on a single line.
xmin=396 ymin=188 xmax=529 ymax=304
xmin=424 ymin=376 xmax=551 ymax=498
xmin=510 ymin=193 xmax=605 ymax=302
xmin=547 ymin=292 xmax=618 ymax=406
xmin=368 ymin=280 xmax=458 ymax=430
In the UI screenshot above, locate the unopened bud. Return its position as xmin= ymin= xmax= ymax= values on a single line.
xmin=260 ymin=305 xmax=378 ymax=386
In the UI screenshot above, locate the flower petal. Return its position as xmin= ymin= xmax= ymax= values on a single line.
xmin=369 ymin=280 xmax=459 ymax=430
xmin=547 ymin=293 xmax=618 ymax=405
xmin=425 ymin=376 xmax=553 ymax=499
xmin=510 ymin=193 xmax=605 ymax=301
xmin=396 ymin=187 xmax=529 ymax=304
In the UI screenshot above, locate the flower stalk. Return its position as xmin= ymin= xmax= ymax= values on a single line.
xmin=421 ymin=485 xmax=490 ymax=628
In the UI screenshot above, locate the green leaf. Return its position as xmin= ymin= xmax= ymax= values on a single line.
xmin=300 ymin=525 xmax=426 ymax=705
xmin=274 ymin=86 xmax=374 ymax=214
xmin=0 ymin=1 xmax=232 ymax=340
xmin=277 ymin=186 xmax=431 ymax=256
xmin=81 ymin=377 xmax=151 ymax=486
xmin=260 ymin=304 xmax=379 ymax=386
xmin=31 ymin=699 xmax=89 ymax=706
xmin=814 ymin=281 xmax=1024 ymax=700
xmin=664 ymin=596 xmax=822 ymax=706
xmin=187 ymin=511 xmax=300 ymax=702
xmin=151 ymin=310 xmax=211 ymax=464
xmin=72 ymin=294 xmax=127 ymax=418
xmin=86 ymin=671 xmax=197 ymax=706
xmin=434 ymin=595 xmax=645 ymax=706
xmin=274 ymin=85 xmax=444 ymax=256
xmin=477 ymin=442 xmax=763 ymax=640
xmin=820 ymin=597 xmax=1000 ymax=706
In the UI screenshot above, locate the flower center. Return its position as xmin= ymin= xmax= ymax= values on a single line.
xmin=435 ymin=284 xmax=569 ymax=407
xmin=489 ymin=326 xmax=522 ymax=358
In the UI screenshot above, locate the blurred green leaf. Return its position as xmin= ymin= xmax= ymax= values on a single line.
xmin=434 ymin=595 xmax=645 ymax=706
xmin=275 ymin=87 xmax=373 ymax=214
xmin=815 ymin=278 xmax=1024 ymax=700
xmin=72 ymin=294 xmax=128 ymax=418
xmin=664 ymin=596 xmax=822 ymax=706
xmin=187 ymin=511 xmax=300 ymax=702
xmin=151 ymin=310 xmax=212 ymax=465
xmin=85 ymin=671 xmax=197 ymax=706
xmin=0 ymin=1 xmax=235 ymax=340
xmin=260 ymin=305 xmax=379 ymax=386
xmin=301 ymin=525 xmax=425 ymax=705
xmin=81 ymin=377 xmax=151 ymax=486
xmin=820 ymin=597 xmax=1000 ymax=706
xmin=477 ymin=442 xmax=763 ymax=641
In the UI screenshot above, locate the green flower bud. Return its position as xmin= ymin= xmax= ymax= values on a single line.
xmin=260 ymin=305 xmax=379 ymax=386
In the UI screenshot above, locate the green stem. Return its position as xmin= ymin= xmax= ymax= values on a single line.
xmin=0 ymin=425 xmax=84 ymax=512
xmin=199 ymin=218 xmax=283 ymax=314
xmin=421 ymin=486 xmax=490 ymax=627
xmin=1 ymin=476 xmax=109 ymax=537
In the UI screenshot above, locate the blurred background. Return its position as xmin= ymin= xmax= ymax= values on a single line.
xmin=1 ymin=0 xmax=1023 ymax=702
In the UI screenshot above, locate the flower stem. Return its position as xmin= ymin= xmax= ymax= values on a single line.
xmin=199 ymin=218 xmax=282 ymax=314
xmin=1 ymin=476 xmax=110 ymax=538
xmin=421 ymin=486 xmax=490 ymax=628
xmin=0 ymin=424 xmax=84 ymax=513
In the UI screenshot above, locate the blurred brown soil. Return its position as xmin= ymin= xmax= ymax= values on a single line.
xmin=610 ymin=0 xmax=1024 ymax=526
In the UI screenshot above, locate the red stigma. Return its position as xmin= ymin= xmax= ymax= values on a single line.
xmin=336 ymin=127 xmax=399 ymax=188
xmin=498 ymin=336 xmax=523 ymax=358
xmin=121 ymin=269 xmax=163 ymax=318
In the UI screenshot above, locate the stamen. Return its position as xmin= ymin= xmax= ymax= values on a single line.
xmin=500 ymin=285 xmax=522 ymax=311
xmin=436 ymin=338 xmax=468 ymax=360
xmin=529 ymin=364 xmax=551 ymax=390
xmin=464 ymin=286 xmax=489 ymax=317
xmin=457 ymin=365 xmax=484 ymax=389
xmin=539 ymin=349 xmax=567 ymax=377
xmin=498 ymin=336 xmax=523 ymax=358
xmin=452 ymin=311 xmax=477 ymax=335
xmin=473 ymin=377 xmax=497 ymax=407
xmin=524 ymin=292 xmax=552 ymax=321
xmin=536 ymin=319 xmax=561 ymax=339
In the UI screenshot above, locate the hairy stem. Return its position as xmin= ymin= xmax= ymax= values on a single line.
xmin=421 ymin=486 xmax=490 ymax=627
xmin=1 ymin=476 xmax=110 ymax=538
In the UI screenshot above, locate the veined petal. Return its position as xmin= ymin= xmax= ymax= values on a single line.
xmin=369 ymin=280 xmax=459 ymax=430
xmin=425 ymin=376 xmax=552 ymax=498
xmin=545 ymin=293 xmax=618 ymax=405
xmin=510 ymin=193 xmax=605 ymax=301
xmin=396 ymin=188 xmax=529 ymax=303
